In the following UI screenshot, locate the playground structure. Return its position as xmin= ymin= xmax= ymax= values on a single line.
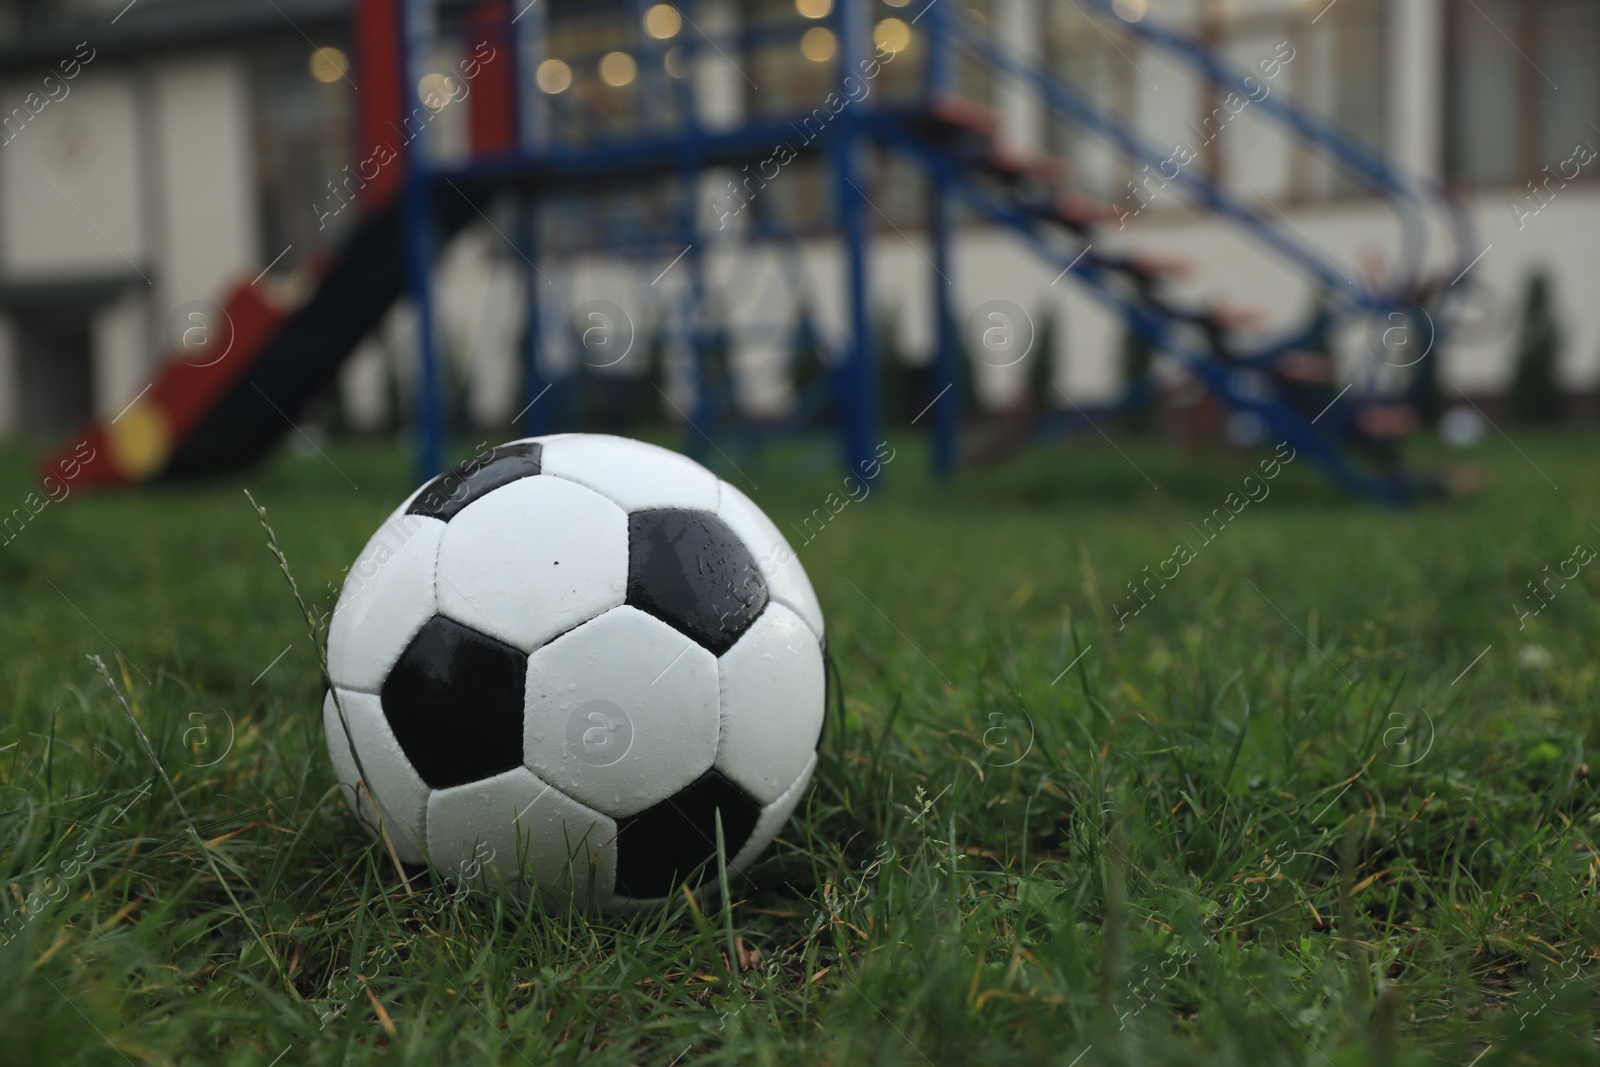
xmin=50 ymin=0 xmax=1480 ymax=504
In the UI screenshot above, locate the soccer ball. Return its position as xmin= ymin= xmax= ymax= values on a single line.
xmin=322 ymin=434 xmax=825 ymax=911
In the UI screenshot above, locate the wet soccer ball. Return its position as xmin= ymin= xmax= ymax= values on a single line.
xmin=323 ymin=434 xmax=825 ymax=910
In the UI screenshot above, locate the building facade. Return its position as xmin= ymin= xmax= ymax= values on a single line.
xmin=0 ymin=0 xmax=1593 ymax=440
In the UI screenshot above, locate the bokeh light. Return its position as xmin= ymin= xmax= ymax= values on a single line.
xmin=308 ymin=46 xmax=348 ymax=83
xmin=800 ymin=26 xmax=837 ymax=62
xmin=599 ymin=51 xmax=638 ymax=87
xmin=873 ymin=17 xmax=911 ymax=54
xmin=536 ymin=58 xmax=573 ymax=93
xmin=645 ymin=3 xmax=682 ymax=39
xmin=417 ymin=72 xmax=457 ymax=110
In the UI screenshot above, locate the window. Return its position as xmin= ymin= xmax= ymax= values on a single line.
xmin=1254 ymin=0 xmax=1387 ymax=201
xmin=252 ymin=43 xmax=352 ymax=272
xmin=1446 ymin=0 xmax=1600 ymax=187
xmin=1445 ymin=0 xmax=1524 ymax=185
xmin=1536 ymin=1 xmax=1600 ymax=169
xmin=1322 ymin=0 xmax=1387 ymax=196
xmin=1043 ymin=2 xmax=1135 ymax=200
xmin=1039 ymin=0 xmax=1392 ymax=206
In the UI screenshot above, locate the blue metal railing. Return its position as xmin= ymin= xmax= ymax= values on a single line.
xmin=878 ymin=117 xmax=1421 ymax=503
xmin=392 ymin=0 xmax=1462 ymax=498
xmin=1072 ymin=0 xmax=1476 ymax=293
xmin=924 ymin=7 xmax=1405 ymax=316
xmin=897 ymin=0 xmax=1468 ymax=500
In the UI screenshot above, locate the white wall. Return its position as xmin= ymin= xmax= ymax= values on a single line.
xmin=340 ymin=338 xmax=392 ymax=432
xmin=1388 ymin=0 xmax=1444 ymax=181
xmin=153 ymin=57 xmax=258 ymax=320
xmin=0 ymin=72 xmax=148 ymax=277
xmin=90 ymin=289 xmax=148 ymax=419
xmin=0 ymin=55 xmax=261 ymax=424
xmin=1447 ymin=188 xmax=1600 ymax=393
xmin=399 ymin=179 xmax=1598 ymax=425
xmin=659 ymin=182 xmax=1600 ymax=413
xmin=695 ymin=0 xmax=743 ymax=131
xmin=995 ymin=0 xmax=1044 ymax=153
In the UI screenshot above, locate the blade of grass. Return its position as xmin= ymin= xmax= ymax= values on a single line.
xmin=89 ymin=654 xmax=297 ymax=1001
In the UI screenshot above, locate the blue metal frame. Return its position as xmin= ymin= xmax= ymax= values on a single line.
xmin=391 ymin=0 xmax=1465 ymax=502
xmin=882 ymin=121 xmax=1416 ymax=503
xmin=832 ymin=0 xmax=882 ymax=486
xmin=401 ymin=0 xmax=445 ymax=483
xmin=923 ymin=0 xmax=962 ymax=477
xmin=514 ymin=196 xmax=551 ymax=437
xmin=1072 ymin=0 xmax=1475 ymax=291
xmin=930 ymin=19 xmax=1396 ymax=316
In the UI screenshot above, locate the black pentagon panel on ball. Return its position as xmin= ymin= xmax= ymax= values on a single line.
xmin=380 ymin=615 xmax=528 ymax=788
xmin=613 ymin=769 xmax=761 ymax=899
xmin=406 ymin=441 xmax=543 ymax=522
xmin=627 ymin=509 xmax=769 ymax=655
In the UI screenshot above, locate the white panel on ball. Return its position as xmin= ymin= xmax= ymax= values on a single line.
xmin=426 ymin=766 xmax=618 ymax=906
xmin=327 ymin=512 xmax=444 ymax=694
xmin=525 ymin=605 xmax=720 ymax=819
xmin=435 ymin=476 xmax=628 ymax=652
xmin=716 ymin=482 xmax=825 ymax=640
xmin=715 ymin=603 xmax=826 ymax=805
xmin=538 ymin=434 xmax=720 ymax=513
xmin=729 ymin=752 xmax=817 ymax=877
xmin=322 ymin=689 xmax=430 ymax=864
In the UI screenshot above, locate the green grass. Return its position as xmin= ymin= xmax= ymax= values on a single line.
xmin=2 ymin=428 xmax=1598 ymax=1065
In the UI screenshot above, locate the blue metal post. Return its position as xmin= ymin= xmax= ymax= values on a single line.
xmin=923 ymin=0 xmax=951 ymax=97
xmin=634 ymin=0 xmax=662 ymax=132
xmin=511 ymin=1 xmax=549 ymax=438
xmin=402 ymin=0 xmax=444 ymax=481
xmin=516 ymin=199 xmax=551 ymax=436
xmin=676 ymin=166 xmax=711 ymax=463
xmin=513 ymin=0 xmax=548 ymax=148
xmin=924 ymin=0 xmax=960 ymax=477
xmin=676 ymin=0 xmax=710 ymax=464
xmin=929 ymin=180 xmax=961 ymax=478
xmin=833 ymin=0 xmax=881 ymax=484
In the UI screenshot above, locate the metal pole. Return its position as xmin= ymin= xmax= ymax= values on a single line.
xmin=924 ymin=0 xmax=960 ymax=477
xmin=929 ymin=180 xmax=961 ymax=478
xmin=633 ymin=0 xmax=661 ymax=132
xmin=514 ymin=0 xmax=547 ymax=149
xmin=833 ymin=0 xmax=881 ymax=485
xmin=924 ymin=0 xmax=951 ymax=97
xmin=674 ymin=151 xmax=712 ymax=463
xmin=678 ymin=0 xmax=709 ymax=463
xmin=516 ymin=197 xmax=551 ymax=436
xmin=402 ymin=0 xmax=445 ymax=481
